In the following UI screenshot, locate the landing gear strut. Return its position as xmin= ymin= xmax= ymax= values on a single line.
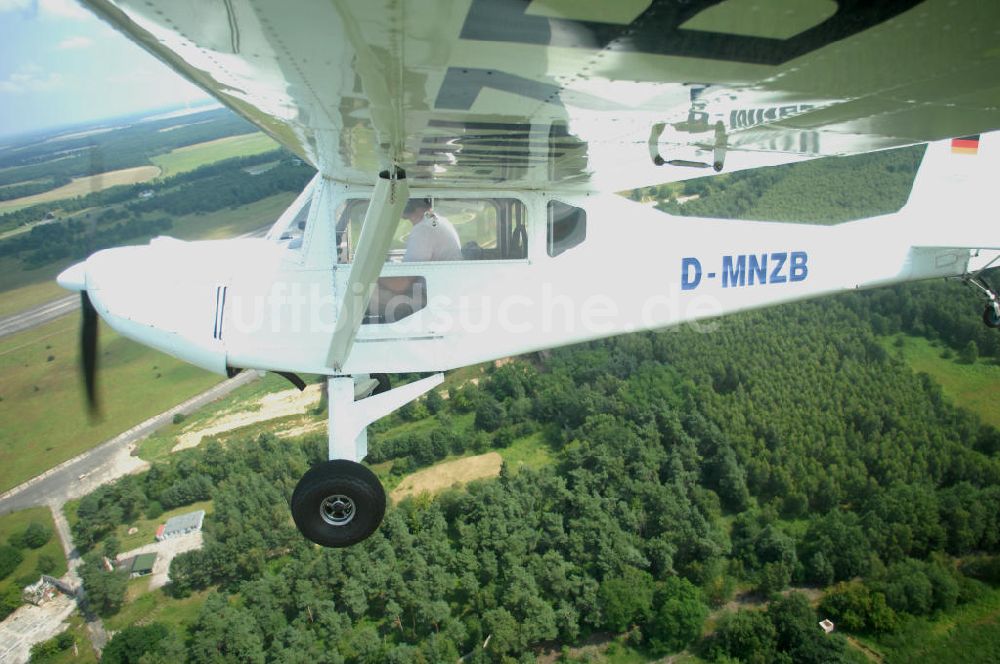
xmin=291 ymin=373 xmax=443 ymax=547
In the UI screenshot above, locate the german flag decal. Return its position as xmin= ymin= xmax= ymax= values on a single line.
xmin=951 ymin=135 xmax=980 ymax=155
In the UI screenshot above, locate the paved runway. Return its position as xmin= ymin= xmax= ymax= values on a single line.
xmin=0 ymin=295 xmax=78 ymax=339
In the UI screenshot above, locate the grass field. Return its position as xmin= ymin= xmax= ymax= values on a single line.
xmin=104 ymin=587 xmax=212 ymax=634
xmin=167 ymin=191 xmax=295 ymax=240
xmin=151 ymin=133 xmax=280 ymax=177
xmin=0 ymin=315 xmax=221 ymax=493
xmin=34 ymin=613 xmax=98 ymax=664
xmin=0 ymin=279 xmax=65 ymax=318
xmin=0 ymin=254 xmax=77 ymax=297
xmin=0 ymin=166 xmax=161 ymax=214
xmin=857 ymin=586 xmax=1000 ymax=663
xmin=0 ymin=507 xmax=67 ymax=599
xmin=391 ymin=452 xmax=503 ymax=501
xmin=881 ymin=334 xmax=1000 ymax=429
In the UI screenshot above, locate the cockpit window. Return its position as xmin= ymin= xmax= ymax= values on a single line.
xmin=547 ymin=200 xmax=586 ymax=257
xmin=280 ymin=200 xmax=311 ymax=250
xmin=338 ymin=197 xmax=527 ymax=263
xmin=268 ymin=174 xmax=317 ymax=253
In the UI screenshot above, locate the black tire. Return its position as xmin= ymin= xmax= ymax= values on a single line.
xmin=291 ymin=460 xmax=386 ymax=547
xmin=372 ymin=373 xmax=391 ymax=395
xmin=985 ymin=303 xmax=1000 ymax=329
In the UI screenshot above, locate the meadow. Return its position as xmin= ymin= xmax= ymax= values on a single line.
xmin=858 ymin=586 xmax=1000 ymax=663
xmin=880 ymin=333 xmax=1000 ymax=429
xmin=150 ymin=133 xmax=280 ymax=177
xmin=0 ymin=279 xmax=66 ymax=318
xmin=0 ymin=506 xmax=67 ymax=602
xmin=0 ymin=315 xmax=220 ymax=493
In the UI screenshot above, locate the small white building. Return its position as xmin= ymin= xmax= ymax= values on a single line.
xmin=156 ymin=509 xmax=205 ymax=541
xmin=819 ymin=619 xmax=835 ymax=634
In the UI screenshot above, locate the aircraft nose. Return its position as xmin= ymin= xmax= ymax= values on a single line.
xmin=56 ymin=261 xmax=87 ymax=292
xmin=73 ymin=242 xmax=230 ymax=377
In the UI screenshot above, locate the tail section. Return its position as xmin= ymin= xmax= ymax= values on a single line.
xmin=902 ymin=131 xmax=1000 ymax=250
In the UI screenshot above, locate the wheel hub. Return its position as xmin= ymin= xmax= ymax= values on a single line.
xmin=319 ymin=494 xmax=356 ymax=526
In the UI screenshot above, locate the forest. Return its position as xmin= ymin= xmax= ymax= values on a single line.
xmin=0 ymin=154 xmax=312 ymax=270
xmin=58 ymin=274 xmax=1000 ymax=664
xmin=35 ymin=144 xmax=1000 ymax=663
xmin=0 ymin=177 xmax=72 ymax=203
xmin=0 ymin=108 xmax=256 ymax=188
xmin=652 ymin=145 xmax=926 ymax=224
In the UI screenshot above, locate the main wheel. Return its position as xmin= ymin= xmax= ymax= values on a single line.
xmin=291 ymin=460 xmax=386 ymax=547
xmin=984 ymin=303 xmax=1000 ymax=329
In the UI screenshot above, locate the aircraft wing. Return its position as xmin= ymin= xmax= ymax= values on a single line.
xmin=83 ymin=0 xmax=1000 ymax=191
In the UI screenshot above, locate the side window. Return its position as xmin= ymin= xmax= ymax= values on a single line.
xmin=281 ymin=200 xmax=311 ymax=251
xmin=364 ymin=276 xmax=427 ymax=324
xmin=340 ymin=197 xmax=527 ymax=262
xmin=268 ymin=175 xmax=317 ymax=252
xmin=547 ymin=200 xmax=586 ymax=257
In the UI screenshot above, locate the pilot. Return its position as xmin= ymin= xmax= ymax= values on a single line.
xmin=402 ymin=197 xmax=462 ymax=262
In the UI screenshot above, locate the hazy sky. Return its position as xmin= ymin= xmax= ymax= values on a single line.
xmin=0 ymin=0 xmax=211 ymax=138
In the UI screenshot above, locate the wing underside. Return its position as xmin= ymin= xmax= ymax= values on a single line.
xmin=84 ymin=0 xmax=1000 ymax=191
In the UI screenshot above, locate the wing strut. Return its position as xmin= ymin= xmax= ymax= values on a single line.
xmin=326 ymin=168 xmax=408 ymax=371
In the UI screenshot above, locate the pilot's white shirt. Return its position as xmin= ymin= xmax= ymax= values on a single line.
xmin=403 ymin=211 xmax=462 ymax=262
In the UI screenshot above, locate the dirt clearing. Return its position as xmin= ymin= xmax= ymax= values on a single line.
xmin=276 ymin=420 xmax=325 ymax=439
xmin=391 ymin=452 xmax=503 ymax=502
xmin=0 ymin=594 xmax=76 ymax=664
xmin=172 ymin=384 xmax=322 ymax=452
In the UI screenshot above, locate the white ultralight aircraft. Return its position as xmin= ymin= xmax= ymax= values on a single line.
xmin=56 ymin=0 xmax=1000 ymax=547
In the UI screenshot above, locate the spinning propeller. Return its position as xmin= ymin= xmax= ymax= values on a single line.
xmin=79 ymin=290 xmax=100 ymax=418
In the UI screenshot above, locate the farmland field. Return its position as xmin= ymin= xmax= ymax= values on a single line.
xmin=0 ymin=166 xmax=161 ymax=214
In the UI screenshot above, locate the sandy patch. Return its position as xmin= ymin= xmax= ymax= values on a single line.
xmin=43 ymin=127 xmax=116 ymax=143
xmin=157 ymin=120 xmax=211 ymax=133
xmin=0 ymin=594 xmax=76 ymax=664
xmin=63 ymin=443 xmax=149 ymax=503
xmin=0 ymin=166 xmax=162 ymax=212
xmin=391 ymin=452 xmax=502 ymax=502
xmin=275 ymin=420 xmax=326 ymax=439
xmin=172 ymin=384 xmax=322 ymax=452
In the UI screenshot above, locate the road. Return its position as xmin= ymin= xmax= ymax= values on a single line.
xmin=0 ymin=371 xmax=259 ymax=657
xmin=48 ymin=501 xmax=109 ymax=654
xmin=0 ymin=224 xmax=272 ymax=340
xmin=0 ymin=351 xmax=257 ymax=659
xmin=0 ymin=370 xmax=258 ymax=515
